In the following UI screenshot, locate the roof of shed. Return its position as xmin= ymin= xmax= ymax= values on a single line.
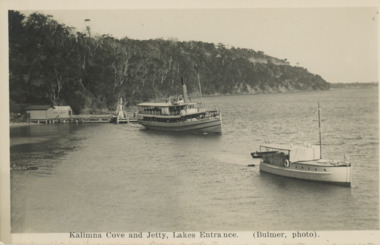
xmin=26 ymin=105 xmax=54 ymax=110
xmin=54 ymin=106 xmax=72 ymax=111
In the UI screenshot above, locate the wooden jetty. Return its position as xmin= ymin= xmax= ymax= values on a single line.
xmin=111 ymin=97 xmax=138 ymax=124
xmin=27 ymin=97 xmax=138 ymax=124
xmin=35 ymin=114 xmax=113 ymax=124
xmin=33 ymin=114 xmax=137 ymax=124
xmin=70 ymin=114 xmax=113 ymax=123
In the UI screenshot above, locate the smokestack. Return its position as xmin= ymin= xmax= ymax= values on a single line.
xmin=181 ymin=77 xmax=189 ymax=103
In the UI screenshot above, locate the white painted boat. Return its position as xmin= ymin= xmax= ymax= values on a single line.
xmin=252 ymin=144 xmax=351 ymax=186
xmin=251 ymin=104 xmax=352 ymax=186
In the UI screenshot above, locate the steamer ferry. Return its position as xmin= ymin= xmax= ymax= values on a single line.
xmin=137 ymin=80 xmax=222 ymax=134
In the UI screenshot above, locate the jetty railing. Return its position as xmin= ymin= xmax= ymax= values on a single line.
xmin=30 ymin=114 xmax=114 ymax=124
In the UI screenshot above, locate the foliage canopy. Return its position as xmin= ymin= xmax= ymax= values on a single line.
xmin=9 ymin=11 xmax=330 ymax=114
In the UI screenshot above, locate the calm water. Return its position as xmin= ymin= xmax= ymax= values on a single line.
xmin=10 ymin=88 xmax=378 ymax=232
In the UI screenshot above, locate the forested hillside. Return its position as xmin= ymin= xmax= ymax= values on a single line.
xmin=9 ymin=11 xmax=330 ymax=114
xmin=330 ymin=82 xmax=378 ymax=89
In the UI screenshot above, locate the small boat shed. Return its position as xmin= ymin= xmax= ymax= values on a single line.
xmin=54 ymin=106 xmax=73 ymax=118
xmin=26 ymin=105 xmax=55 ymax=123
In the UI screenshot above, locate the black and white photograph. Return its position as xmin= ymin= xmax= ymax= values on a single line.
xmin=1 ymin=0 xmax=379 ymax=244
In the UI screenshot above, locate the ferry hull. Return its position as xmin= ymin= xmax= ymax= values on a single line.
xmin=259 ymin=162 xmax=351 ymax=186
xmin=138 ymin=117 xmax=222 ymax=134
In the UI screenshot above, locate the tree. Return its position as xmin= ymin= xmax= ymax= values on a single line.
xmin=9 ymin=11 xmax=330 ymax=116
xmin=21 ymin=13 xmax=81 ymax=106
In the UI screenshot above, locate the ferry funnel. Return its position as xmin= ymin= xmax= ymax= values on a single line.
xmin=181 ymin=77 xmax=189 ymax=103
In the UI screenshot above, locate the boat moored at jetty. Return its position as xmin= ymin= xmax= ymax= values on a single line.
xmin=251 ymin=103 xmax=352 ymax=186
xmin=137 ymin=80 xmax=222 ymax=134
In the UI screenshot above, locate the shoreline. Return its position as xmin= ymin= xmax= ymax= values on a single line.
xmin=9 ymin=122 xmax=36 ymax=128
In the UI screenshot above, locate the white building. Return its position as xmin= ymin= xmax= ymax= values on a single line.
xmin=54 ymin=106 xmax=73 ymax=118
xmin=26 ymin=105 xmax=55 ymax=122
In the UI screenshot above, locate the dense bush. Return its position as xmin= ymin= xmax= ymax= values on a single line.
xmin=9 ymin=11 xmax=330 ymax=114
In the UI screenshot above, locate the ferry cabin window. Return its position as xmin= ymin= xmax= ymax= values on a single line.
xmin=162 ymin=107 xmax=170 ymax=115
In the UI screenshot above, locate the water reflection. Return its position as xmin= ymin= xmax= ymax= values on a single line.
xmin=9 ymin=88 xmax=379 ymax=232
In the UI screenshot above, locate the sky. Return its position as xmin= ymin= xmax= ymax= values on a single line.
xmin=16 ymin=5 xmax=380 ymax=83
